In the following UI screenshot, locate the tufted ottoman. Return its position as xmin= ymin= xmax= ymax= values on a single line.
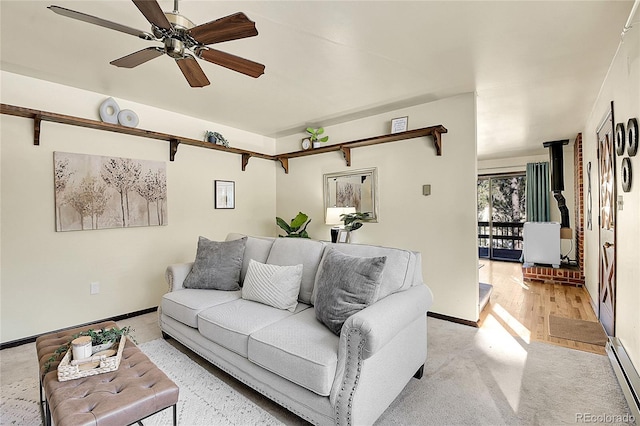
xmin=36 ymin=321 xmax=179 ymax=426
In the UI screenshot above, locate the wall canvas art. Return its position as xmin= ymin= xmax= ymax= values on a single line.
xmin=54 ymin=152 xmax=167 ymax=232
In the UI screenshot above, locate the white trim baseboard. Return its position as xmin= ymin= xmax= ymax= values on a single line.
xmin=606 ymin=337 xmax=640 ymax=422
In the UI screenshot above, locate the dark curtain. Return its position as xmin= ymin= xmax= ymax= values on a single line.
xmin=526 ymin=162 xmax=550 ymax=222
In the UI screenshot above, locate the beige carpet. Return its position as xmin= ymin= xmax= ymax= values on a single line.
xmin=548 ymin=315 xmax=609 ymax=346
xmin=2 ymin=316 xmax=631 ymax=425
xmin=0 ymin=339 xmax=283 ymax=426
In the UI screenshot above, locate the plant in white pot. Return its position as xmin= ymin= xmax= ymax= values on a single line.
xmin=306 ymin=127 xmax=329 ymax=148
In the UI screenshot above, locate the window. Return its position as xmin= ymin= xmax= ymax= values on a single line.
xmin=478 ymin=174 xmax=526 ymax=261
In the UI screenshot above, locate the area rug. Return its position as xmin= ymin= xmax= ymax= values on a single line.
xmin=0 ymin=339 xmax=282 ymax=426
xmin=548 ymin=315 xmax=608 ymax=346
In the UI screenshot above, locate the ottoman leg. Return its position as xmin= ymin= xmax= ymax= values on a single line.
xmin=39 ymin=377 xmax=44 ymax=422
xmin=45 ymin=399 xmax=52 ymax=426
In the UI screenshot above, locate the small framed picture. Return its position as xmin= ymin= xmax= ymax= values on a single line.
xmin=214 ymin=180 xmax=235 ymax=209
xmin=391 ymin=116 xmax=408 ymax=134
xmin=337 ymin=229 xmax=350 ymax=243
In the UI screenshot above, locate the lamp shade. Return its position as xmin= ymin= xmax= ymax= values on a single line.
xmin=325 ymin=207 xmax=356 ymax=225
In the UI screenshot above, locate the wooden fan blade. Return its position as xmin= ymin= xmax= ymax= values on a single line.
xmin=110 ymin=47 xmax=164 ymax=68
xmin=132 ymin=0 xmax=172 ymax=30
xmin=176 ymin=57 xmax=211 ymax=87
xmin=198 ymin=48 xmax=265 ymax=78
xmin=188 ymin=12 xmax=258 ymax=45
xmin=48 ymin=5 xmax=153 ymax=40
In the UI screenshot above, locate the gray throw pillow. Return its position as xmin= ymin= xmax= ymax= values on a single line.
xmin=183 ymin=236 xmax=246 ymax=290
xmin=314 ymin=248 xmax=387 ymax=335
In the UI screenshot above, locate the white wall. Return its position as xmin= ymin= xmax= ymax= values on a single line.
xmin=0 ymin=72 xmax=277 ymax=342
xmin=276 ymin=94 xmax=479 ymax=322
xmin=582 ymin=12 xmax=639 ymax=371
xmin=478 ymin=149 xmax=577 ymax=261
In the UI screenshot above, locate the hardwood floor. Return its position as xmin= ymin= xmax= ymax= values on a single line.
xmin=478 ymin=259 xmax=605 ymax=355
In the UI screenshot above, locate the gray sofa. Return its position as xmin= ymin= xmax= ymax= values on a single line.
xmin=159 ymin=234 xmax=433 ymax=425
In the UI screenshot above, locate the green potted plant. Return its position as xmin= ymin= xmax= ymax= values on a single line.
xmin=44 ymin=326 xmax=134 ymax=373
xmin=276 ymin=212 xmax=311 ymax=238
xmin=204 ymin=130 xmax=229 ymax=147
xmin=340 ymin=211 xmax=373 ymax=231
xmin=306 ymin=127 xmax=329 ymax=148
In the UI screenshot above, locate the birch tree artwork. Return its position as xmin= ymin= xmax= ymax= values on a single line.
xmin=54 ymin=152 xmax=167 ymax=231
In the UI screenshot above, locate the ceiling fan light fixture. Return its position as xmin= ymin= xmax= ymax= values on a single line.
xmin=164 ymin=38 xmax=185 ymax=59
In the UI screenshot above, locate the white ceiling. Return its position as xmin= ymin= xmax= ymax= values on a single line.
xmin=0 ymin=1 xmax=634 ymax=159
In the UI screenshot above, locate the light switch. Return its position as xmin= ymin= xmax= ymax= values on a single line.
xmin=423 ymin=184 xmax=431 ymax=196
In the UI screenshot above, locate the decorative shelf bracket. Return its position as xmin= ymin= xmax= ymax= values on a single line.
xmin=432 ymin=129 xmax=443 ymax=156
xmin=169 ymin=139 xmax=180 ymax=162
xmin=277 ymin=157 xmax=289 ymax=174
xmin=34 ymin=114 xmax=42 ymax=146
xmin=242 ymin=153 xmax=252 ymax=171
xmin=340 ymin=146 xmax=351 ymax=167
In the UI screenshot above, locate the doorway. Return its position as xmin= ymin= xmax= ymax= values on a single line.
xmin=596 ymin=104 xmax=616 ymax=336
xmin=477 ymin=174 xmax=526 ymax=261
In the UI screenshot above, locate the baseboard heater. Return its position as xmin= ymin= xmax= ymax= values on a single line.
xmin=606 ymin=337 xmax=640 ymax=421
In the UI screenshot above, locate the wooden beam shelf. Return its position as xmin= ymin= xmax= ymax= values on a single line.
xmin=0 ymin=103 xmax=271 ymax=164
xmin=275 ymin=125 xmax=447 ymax=173
xmin=1 ymin=103 xmax=447 ymax=173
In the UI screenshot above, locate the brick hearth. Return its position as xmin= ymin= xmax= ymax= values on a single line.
xmin=522 ymin=265 xmax=584 ymax=286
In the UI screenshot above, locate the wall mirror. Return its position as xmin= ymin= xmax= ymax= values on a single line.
xmin=324 ymin=167 xmax=378 ymax=222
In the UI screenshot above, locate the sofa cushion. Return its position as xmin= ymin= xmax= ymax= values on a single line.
xmin=226 ymin=234 xmax=275 ymax=283
xmin=242 ymin=260 xmax=303 ymax=312
xmin=161 ymin=289 xmax=241 ymax=328
xmin=313 ymin=249 xmax=387 ymax=335
xmin=183 ymin=236 xmax=246 ymax=291
xmin=266 ymin=238 xmax=325 ymax=304
xmin=313 ymin=243 xmax=415 ymax=302
xmin=198 ymin=299 xmax=310 ymax=357
xmin=248 ymin=308 xmax=339 ymax=396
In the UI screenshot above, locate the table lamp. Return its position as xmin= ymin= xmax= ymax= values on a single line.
xmin=326 ymin=207 xmax=356 ymax=243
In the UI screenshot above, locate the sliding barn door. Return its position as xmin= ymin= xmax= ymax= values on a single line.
xmin=597 ymin=104 xmax=616 ymax=336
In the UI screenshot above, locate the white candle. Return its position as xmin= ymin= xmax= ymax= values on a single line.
xmin=71 ymin=336 xmax=92 ymax=361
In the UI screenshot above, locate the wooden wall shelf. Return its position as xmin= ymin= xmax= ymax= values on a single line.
xmin=1 ymin=103 xmax=447 ymax=173
xmin=275 ymin=125 xmax=447 ymax=173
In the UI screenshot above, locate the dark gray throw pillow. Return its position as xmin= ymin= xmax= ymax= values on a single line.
xmin=183 ymin=236 xmax=247 ymax=290
xmin=314 ymin=248 xmax=387 ymax=335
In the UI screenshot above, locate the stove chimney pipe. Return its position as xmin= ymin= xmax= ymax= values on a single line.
xmin=543 ymin=139 xmax=570 ymax=230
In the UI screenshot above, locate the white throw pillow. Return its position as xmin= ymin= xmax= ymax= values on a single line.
xmin=242 ymin=259 xmax=303 ymax=312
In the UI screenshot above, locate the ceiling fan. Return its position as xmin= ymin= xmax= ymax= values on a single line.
xmin=48 ymin=0 xmax=265 ymax=88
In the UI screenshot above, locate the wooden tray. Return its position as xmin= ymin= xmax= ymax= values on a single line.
xmin=57 ymin=336 xmax=127 ymax=382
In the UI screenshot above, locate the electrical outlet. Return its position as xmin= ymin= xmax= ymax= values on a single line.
xmin=90 ymin=282 xmax=100 ymax=295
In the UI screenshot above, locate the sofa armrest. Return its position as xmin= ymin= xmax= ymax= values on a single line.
xmin=344 ymin=283 xmax=432 ymax=359
xmin=165 ymin=262 xmax=194 ymax=292
xmin=330 ymin=283 xmax=433 ymax=423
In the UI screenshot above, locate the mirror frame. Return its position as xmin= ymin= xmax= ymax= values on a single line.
xmin=323 ymin=167 xmax=379 ymax=223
